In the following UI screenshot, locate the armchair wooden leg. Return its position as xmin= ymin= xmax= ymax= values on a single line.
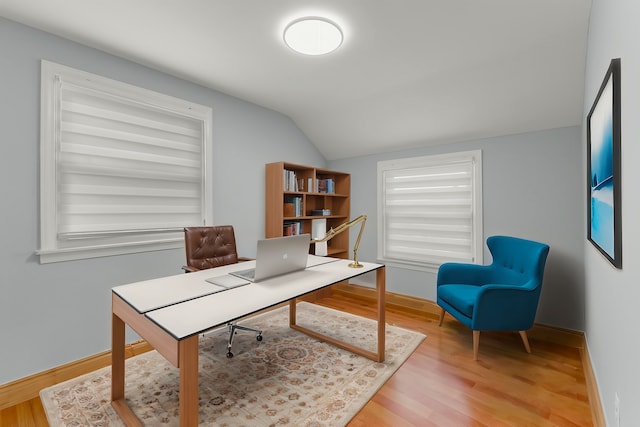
xmin=519 ymin=330 xmax=531 ymax=353
xmin=438 ymin=307 xmax=445 ymax=326
xmin=473 ymin=330 xmax=480 ymax=361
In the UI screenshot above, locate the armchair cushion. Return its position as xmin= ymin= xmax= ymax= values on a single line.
xmin=437 ymin=284 xmax=482 ymax=318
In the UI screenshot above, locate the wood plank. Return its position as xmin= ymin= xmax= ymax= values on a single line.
xmin=0 ymin=405 xmax=18 ymax=427
xmin=27 ymin=398 xmax=47 ymax=427
xmin=582 ymin=345 xmax=606 ymax=426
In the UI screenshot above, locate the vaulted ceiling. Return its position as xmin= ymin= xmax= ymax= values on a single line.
xmin=0 ymin=0 xmax=591 ymax=160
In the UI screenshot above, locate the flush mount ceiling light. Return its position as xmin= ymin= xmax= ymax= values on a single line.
xmin=283 ymin=17 xmax=343 ymax=55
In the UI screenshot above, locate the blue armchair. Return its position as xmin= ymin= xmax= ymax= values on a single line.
xmin=437 ymin=235 xmax=550 ymax=360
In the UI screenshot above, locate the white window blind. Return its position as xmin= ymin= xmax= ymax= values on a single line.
xmin=377 ymin=150 xmax=483 ymax=270
xmin=38 ymin=61 xmax=213 ymax=263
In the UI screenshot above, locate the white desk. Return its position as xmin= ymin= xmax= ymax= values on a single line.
xmin=111 ymin=256 xmax=386 ymax=426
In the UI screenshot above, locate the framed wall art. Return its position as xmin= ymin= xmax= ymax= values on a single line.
xmin=587 ymin=58 xmax=622 ymax=268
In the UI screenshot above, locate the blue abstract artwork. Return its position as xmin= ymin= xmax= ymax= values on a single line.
xmin=589 ymin=77 xmax=614 ymax=257
xmin=587 ymin=58 xmax=621 ymax=268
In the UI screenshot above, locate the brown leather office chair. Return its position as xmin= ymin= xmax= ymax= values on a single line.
xmin=183 ymin=225 xmax=262 ymax=358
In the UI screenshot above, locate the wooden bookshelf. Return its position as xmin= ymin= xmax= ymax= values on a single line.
xmin=265 ymin=162 xmax=351 ymax=258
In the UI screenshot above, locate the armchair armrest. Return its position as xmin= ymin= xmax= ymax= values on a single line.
xmin=472 ymin=283 xmax=539 ymax=330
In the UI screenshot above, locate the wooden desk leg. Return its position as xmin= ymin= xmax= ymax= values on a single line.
xmin=179 ymin=335 xmax=199 ymax=427
xmin=376 ymin=267 xmax=386 ymax=362
xmin=289 ymin=298 xmax=297 ymax=327
xmin=111 ymin=312 xmax=142 ymax=426
xmin=111 ymin=312 xmax=125 ymax=403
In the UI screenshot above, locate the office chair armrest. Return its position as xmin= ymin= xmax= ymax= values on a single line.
xmin=182 ymin=265 xmax=200 ymax=273
xmin=183 ymin=258 xmax=251 ymax=272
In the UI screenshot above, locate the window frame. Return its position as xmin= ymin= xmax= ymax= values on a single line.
xmin=377 ymin=150 xmax=483 ymax=272
xmin=38 ymin=60 xmax=213 ymax=263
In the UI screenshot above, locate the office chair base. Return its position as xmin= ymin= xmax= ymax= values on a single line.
xmin=226 ymin=323 xmax=263 ymax=358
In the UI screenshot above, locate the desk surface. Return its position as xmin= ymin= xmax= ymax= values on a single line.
xmin=112 ymin=255 xmax=383 ymax=340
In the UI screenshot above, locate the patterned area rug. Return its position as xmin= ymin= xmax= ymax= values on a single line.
xmin=40 ymin=302 xmax=425 ymax=426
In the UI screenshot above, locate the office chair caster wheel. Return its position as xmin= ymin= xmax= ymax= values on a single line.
xmin=256 ymin=334 xmax=263 ymax=342
xmin=226 ymin=351 xmax=233 ymax=358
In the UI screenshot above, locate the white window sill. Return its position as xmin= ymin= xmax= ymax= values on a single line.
xmin=37 ymin=238 xmax=183 ymax=263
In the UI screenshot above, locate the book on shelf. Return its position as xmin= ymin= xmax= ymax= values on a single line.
xmin=283 ymin=221 xmax=303 ymax=236
xmin=285 ymin=195 xmax=303 ymax=217
xmin=283 ymin=203 xmax=294 ymax=217
xmin=316 ymin=178 xmax=335 ymax=194
xmin=283 ymin=169 xmax=314 ymax=192
xmin=283 ymin=169 xmax=299 ymax=191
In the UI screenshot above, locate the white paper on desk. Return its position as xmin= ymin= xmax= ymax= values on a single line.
xmin=312 ymin=218 xmax=328 ymax=256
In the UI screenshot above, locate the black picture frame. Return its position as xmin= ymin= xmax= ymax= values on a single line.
xmin=587 ymin=58 xmax=622 ymax=268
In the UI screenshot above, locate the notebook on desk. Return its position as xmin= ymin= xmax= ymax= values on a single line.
xmin=206 ymin=234 xmax=311 ymax=286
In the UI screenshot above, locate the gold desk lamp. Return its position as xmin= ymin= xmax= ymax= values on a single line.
xmin=311 ymin=214 xmax=367 ymax=268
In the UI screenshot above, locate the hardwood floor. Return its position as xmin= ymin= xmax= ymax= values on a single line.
xmin=1 ymin=293 xmax=593 ymax=426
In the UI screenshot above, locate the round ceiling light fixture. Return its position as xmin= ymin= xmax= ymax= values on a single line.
xmin=283 ymin=17 xmax=343 ymax=55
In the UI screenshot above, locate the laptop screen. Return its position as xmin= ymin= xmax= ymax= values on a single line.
xmin=231 ymin=234 xmax=310 ymax=282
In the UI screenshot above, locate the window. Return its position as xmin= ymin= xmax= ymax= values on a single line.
xmin=38 ymin=61 xmax=213 ymax=263
xmin=377 ymin=150 xmax=483 ymax=271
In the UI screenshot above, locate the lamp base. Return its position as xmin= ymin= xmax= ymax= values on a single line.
xmin=348 ymin=261 xmax=364 ymax=268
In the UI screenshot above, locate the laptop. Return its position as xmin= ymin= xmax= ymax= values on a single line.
xmin=207 ymin=234 xmax=310 ymax=285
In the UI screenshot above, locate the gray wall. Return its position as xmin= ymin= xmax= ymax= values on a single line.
xmin=0 ymin=18 xmax=326 ymax=384
xmin=583 ymin=1 xmax=640 ymax=426
xmin=330 ymin=126 xmax=585 ymax=331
